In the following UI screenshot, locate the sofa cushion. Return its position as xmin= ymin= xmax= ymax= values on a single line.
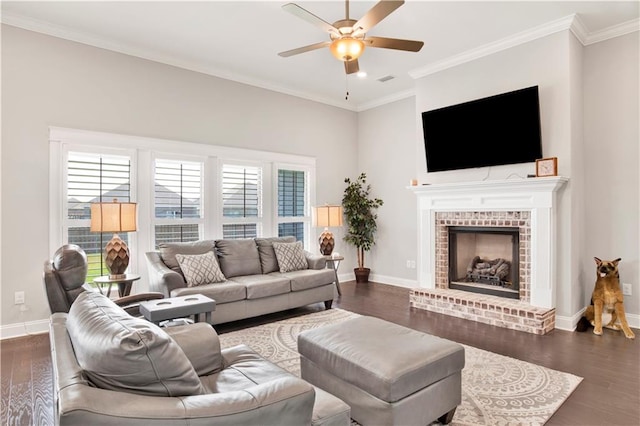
xmin=228 ymin=274 xmax=291 ymax=300
xmin=171 ymin=281 xmax=247 ymax=304
xmin=273 ymin=241 xmax=308 ymax=273
xmin=158 ymin=240 xmax=216 ymax=275
xmin=176 ymin=251 xmax=226 ymax=286
xmin=277 ymin=269 xmax=336 ymax=292
xmin=215 ymin=239 xmax=262 ymax=278
xmin=256 ymin=236 xmax=296 ymax=273
xmin=67 ymin=291 xmax=204 ymax=397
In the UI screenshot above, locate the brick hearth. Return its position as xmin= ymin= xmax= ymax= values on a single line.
xmin=410 ymin=288 xmax=555 ymax=335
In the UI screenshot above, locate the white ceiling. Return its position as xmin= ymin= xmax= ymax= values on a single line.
xmin=2 ymin=1 xmax=638 ymax=111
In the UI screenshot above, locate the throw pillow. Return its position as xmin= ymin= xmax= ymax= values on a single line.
xmin=256 ymin=236 xmax=296 ymax=274
xmin=67 ymin=291 xmax=204 ymax=397
xmin=158 ymin=240 xmax=216 ymax=274
xmin=175 ymin=251 xmax=226 ymax=286
xmin=272 ymin=241 xmax=308 ymax=273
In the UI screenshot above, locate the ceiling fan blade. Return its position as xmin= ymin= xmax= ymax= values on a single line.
xmin=344 ymin=59 xmax=360 ymax=74
xmin=365 ymin=36 xmax=424 ymax=52
xmin=282 ymin=3 xmax=339 ymax=36
xmin=278 ymin=41 xmax=331 ymax=57
xmin=353 ymin=0 xmax=404 ymax=34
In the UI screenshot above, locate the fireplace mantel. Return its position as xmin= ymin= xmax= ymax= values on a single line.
xmin=410 ymin=177 xmax=568 ymax=309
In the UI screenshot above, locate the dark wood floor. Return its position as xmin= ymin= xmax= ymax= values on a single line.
xmin=2 ymin=281 xmax=639 ymax=426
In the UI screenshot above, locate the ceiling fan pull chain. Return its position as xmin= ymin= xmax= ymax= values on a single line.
xmin=345 ymin=74 xmax=349 ymax=101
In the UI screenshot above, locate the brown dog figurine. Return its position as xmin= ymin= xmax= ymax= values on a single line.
xmin=578 ymin=257 xmax=635 ymax=339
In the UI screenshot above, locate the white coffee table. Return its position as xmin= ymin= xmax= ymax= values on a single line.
xmin=140 ymin=294 xmax=216 ymax=325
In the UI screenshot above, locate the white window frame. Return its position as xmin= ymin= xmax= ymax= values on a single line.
xmin=152 ymin=153 xmax=206 ymax=247
xmin=56 ymin=144 xmax=138 ymax=274
xmin=218 ymin=160 xmax=265 ymax=239
xmin=273 ymin=163 xmax=314 ymax=249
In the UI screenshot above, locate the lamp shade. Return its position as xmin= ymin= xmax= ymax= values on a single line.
xmin=313 ymin=205 xmax=344 ymax=228
xmin=329 ymin=38 xmax=365 ymax=62
xmin=90 ymin=200 xmax=137 ymax=233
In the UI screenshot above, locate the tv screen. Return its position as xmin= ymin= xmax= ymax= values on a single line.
xmin=421 ymin=86 xmax=542 ymax=172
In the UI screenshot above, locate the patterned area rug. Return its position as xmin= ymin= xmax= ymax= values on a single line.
xmin=218 ymin=309 xmax=582 ymax=425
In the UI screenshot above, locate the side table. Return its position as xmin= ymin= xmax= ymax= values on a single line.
xmin=139 ymin=294 xmax=216 ymax=325
xmin=93 ymin=274 xmax=140 ymax=298
xmin=324 ymin=255 xmax=344 ymax=296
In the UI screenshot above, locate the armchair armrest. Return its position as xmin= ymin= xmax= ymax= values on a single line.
xmin=164 ymin=323 xmax=223 ymax=376
xmin=145 ymin=251 xmax=186 ymax=296
xmin=305 ymin=252 xmax=327 ymax=270
xmin=58 ymin=376 xmax=314 ymax=426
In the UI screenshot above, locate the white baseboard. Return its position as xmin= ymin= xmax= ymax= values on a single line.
xmin=555 ymin=306 xmax=640 ymax=332
xmin=369 ymin=274 xmax=418 ymax=288
xmin=1 ymin=319 xmax=49 ymax=340
xmin=337 ymin=272 xmax=417 ymax=289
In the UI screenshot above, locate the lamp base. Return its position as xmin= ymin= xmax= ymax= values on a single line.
xmin=105 ymin=234 xmax=130 ymax=279
xmin=318 ymin=230 xmax=335 ymax=256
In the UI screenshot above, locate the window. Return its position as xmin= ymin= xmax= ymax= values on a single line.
xmin=154 ymin=159 xmax=203 ymax=246
xmin=65 ymin=151 xmax=132 ymax=282
xmin=277 ymin=168 xmax=308 ymax=244
xmin=221 ymin=164 xmax=262 ymax=239
xmin=51 ymin=128 xmax=316 ymax=271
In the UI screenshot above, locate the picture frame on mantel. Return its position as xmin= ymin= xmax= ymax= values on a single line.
xmin=535 ymin=157 xmax=558 ymax=177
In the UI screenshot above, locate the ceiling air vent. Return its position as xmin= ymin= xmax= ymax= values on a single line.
xmin=377 ymin=75 xmax=395 ymax=83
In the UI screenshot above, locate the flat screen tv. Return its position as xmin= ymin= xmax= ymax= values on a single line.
xmin=421 ymin=86 xmax=542 ymax=172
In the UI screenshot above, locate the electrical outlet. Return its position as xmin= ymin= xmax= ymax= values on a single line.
xmin=14 ymin=291 xmax=25 ymax=305
xmin=622 ymin=283 xmax=632 ymax=296
xmin=410 ymin=260 xmax=416 ymax=269
xmin=406 ymin=260 xmax=411 ymax=268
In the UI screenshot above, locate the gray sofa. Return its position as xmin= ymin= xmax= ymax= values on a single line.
xmin=50 ymin=290 xmax=350 ymax=425
xmin=145 ymin=237 xmax=336 ymax=325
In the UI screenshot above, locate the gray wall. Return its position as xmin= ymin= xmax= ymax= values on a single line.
xmin=583 ymin=31 xmax=640 ymax=315
xmin=1 ymin=25 xmax=358 ymax=327
xmin=357 ymin=30 xmax=639 ymax=322
xmin=2 ymin=23 xmax=638 ymax=331
xmin=356 ymin=97 xmax=418 ymax=286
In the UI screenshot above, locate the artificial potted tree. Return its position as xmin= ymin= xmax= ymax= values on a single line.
xmin=342 ymin=173 xmax=383 ymax=283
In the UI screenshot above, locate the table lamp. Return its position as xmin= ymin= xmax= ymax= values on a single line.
xmin=312 ymin=205 xmax=343 ymax=256
xmin=90 ymin=199 xmax=137 ymax=279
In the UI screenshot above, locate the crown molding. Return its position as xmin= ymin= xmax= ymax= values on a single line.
xmin=409 ymin=14 xmax=577 ymax=79
xmin=3 ymin=10 xmax=638 ymax=113
xmin=1 ymin=12 xmax=358 ymax=112
xmin=583 ymin=18 xmax=640 ymax=45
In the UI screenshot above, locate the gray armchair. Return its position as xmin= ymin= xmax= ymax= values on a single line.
xmin=43 ymin=244 xmax=163 ymax=316
xmin=49 ymin=291 xmax=319 ymax=425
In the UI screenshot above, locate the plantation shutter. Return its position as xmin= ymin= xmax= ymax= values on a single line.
xmin=66 ymin=152 xmax=131 ymax=281
xmin=154 ymin=159 xmax=202 ymax=245
xmin=277 ymin=169 xmax=306 ymax=244
xmin=222 ymin=164 xmax=261 ymax=239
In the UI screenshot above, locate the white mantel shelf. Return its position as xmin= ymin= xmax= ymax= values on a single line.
xmin=409 ymin=176 xmax=569 ymax=309
xmin=409 ymin=176 xmax=568 ymax=210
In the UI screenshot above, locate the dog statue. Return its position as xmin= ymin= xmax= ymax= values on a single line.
xmin=576 ymin=257 xmax=635 ymax=339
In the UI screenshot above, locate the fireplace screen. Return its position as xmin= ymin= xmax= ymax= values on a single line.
xmin=448 ymin=226 xmax=519 ymax=299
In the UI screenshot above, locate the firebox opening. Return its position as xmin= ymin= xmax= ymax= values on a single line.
xmin=448 ymin=226 xmax=520 ymax=299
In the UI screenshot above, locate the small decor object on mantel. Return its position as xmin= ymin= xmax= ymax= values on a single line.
xmin=342 ymin=173 xmax=383 ymax=283
xmin=535 ymin=157 xmax=558 ymax=177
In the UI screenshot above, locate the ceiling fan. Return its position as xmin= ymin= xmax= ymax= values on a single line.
xmin=278 ymin=0 xmax=424 ymax=75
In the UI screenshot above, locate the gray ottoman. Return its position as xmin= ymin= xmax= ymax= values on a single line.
xmin=298 ymin=316 xmax=465 ymax=426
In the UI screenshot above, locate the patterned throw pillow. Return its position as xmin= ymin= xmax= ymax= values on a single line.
xmin=175 ymin=251 xmax=226 ymax=287
xmin=272 ymin=241 xmax=308 ymax=273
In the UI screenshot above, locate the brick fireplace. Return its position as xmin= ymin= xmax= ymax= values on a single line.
xmin=409 ymin=178 xmax=567 ymax=334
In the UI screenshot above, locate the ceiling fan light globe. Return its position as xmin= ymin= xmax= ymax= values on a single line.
xmin=330 ymin=38 xmax=364 ymax=62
